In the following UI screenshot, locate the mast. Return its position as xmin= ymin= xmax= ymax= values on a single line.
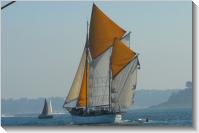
xmin=129 ymin=31 xmax=131 ymax=49
xmin=109 ymin=57 xmax=112 ymax=112
xmin=85 ymin=21 xmax=89 ymax=111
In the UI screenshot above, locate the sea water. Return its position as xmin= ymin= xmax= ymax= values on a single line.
xmin=1 ymin=108 xmax=192 ymax=126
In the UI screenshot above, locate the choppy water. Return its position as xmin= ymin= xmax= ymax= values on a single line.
xmin=1 ymin=108 xmax=192 ymax=127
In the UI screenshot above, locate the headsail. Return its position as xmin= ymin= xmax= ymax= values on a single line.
xmin=89 ymin=4 xmax=126 ymax=59
xmin=64 ymin=48 xmax=86 ymax=105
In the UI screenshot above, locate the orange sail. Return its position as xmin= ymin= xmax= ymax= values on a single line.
xmin=89 ymin=4 xmax=126 ymax=59
xmin=111 ymin=38 xmax=136 ymax=78
xmin=77 ymin=63 xmax=90 ymax=107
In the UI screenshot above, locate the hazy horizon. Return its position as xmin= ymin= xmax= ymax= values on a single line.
xmin=1 ymin=1 xmax=192 ymax=99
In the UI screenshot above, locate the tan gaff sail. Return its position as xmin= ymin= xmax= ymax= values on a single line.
xmin=64 ymin=48 xmax=86 ymax=105
xmin=111 ymin=39 xmax=136 ymax=78
xmin=89 ymin=4 xmax=126 ymax=59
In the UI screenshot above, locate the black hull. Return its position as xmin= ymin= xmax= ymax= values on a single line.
xmin=38 ymin=115 xmax=53 ymax=119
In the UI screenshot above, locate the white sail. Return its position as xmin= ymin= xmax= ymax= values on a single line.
xmin=64 ymin=48 xmax=86 ymax=105
xmin=89 ymin=47 xmax=112 ymax=107
xmin=48 ymin=100 xmax=53 ymax=114
xmin=119 ymin=60 xmax=137 ymax=111
xmin=121 ymin=32 xmax=131 ymax=47
xmin=111 ymin=57 xmax=138 ymax=112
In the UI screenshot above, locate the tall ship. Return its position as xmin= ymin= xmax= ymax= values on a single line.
xmin=63 ymin=4 xmax=140 ymax=124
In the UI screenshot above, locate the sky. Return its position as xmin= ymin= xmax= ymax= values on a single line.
xmin=1 ymin=1 xmax=192 ymax=99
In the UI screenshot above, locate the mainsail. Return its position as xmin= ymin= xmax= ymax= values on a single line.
xmin=111 ymin=58 xmax=138 ymax=112
xmin=64 ymin=4 xmax=140 ymax=113
xmin=111 ymin=38 xmax=137 ymax=112
xmin=89 ymin=48 xmax=112 ymax=107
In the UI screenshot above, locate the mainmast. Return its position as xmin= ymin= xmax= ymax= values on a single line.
xmin=85 ymin=21 xmax=89 ymax=111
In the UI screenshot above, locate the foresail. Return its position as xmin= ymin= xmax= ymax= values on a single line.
xmin=89 ymin=48 xmax=112 ymax=107
xmin=64 ymin=48 xmax=86 ymax=105
xmin=89 ymin=4 xmax=126 ymax=59
xmin=111 ymin=58 xmax=138 ymax=112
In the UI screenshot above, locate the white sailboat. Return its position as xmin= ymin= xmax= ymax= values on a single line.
xmin=38 ymin=99 xmax=53 ymax=119
xmin=63 ymin=4 xmax=140 ymax=124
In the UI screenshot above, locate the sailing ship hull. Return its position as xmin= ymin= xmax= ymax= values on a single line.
xmin=38 ymin=114 xmax=53 ymax=119
xmin=71 ymin=113 xmax=118 ymax=124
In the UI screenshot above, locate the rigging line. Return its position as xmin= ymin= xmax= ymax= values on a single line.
xmin=1 ymin=1 xmax=16 ymax=10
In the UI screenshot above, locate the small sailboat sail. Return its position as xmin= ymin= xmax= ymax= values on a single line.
xmin=48 ymin=100 xmax=53 ymax=114
xmin=38 ymin=98 xmax=53 ymax=119
xmin=63 ymin=3 xmax=140 ymax=124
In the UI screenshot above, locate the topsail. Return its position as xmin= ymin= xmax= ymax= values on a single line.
xmin=89 ymin=4 xmax=126 ymax=59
